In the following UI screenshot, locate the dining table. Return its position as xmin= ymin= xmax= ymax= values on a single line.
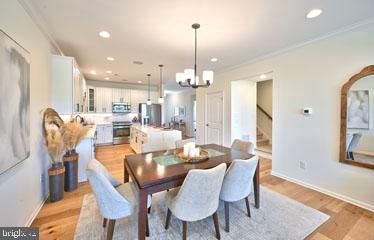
xmin=123 ymin=143 xmax=260 ymax=240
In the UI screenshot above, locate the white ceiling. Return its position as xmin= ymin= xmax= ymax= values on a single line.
xmin=29 ymin=0 xmax=374 ymax=90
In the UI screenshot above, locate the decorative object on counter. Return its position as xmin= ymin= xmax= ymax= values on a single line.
xmin=61 ymin=120 xmax=90 ymax=192
xmin=158 ymin=64 xmax=164 ymax=104
xmin=42 ymin=108 xmax=66 ymax=202
xmin=146 ymin=74 xmax=152 ymax=105
xmin=176 ymin=23 xmax=214 ymax=89
xmin=132 ymin=116 xmax=138 ymax=123
xmin=0 ymin=29 xmax=30 ymax=175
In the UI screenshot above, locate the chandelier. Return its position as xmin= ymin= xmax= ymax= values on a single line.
xmin=176 ymin=23 xmax=213 ymax=88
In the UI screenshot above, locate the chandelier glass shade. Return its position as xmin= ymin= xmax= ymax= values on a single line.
xmin=176 ymin=23 xmax=213 ymax=88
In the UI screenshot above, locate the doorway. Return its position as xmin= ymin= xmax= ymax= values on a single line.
xmin=205 ymin=91 xmax=223 ymax=145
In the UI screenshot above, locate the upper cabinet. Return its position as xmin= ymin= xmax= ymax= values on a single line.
xmin=51 ymin=55 xmax=86 ymax=114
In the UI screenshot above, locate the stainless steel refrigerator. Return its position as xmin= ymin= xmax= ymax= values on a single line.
xmin=139 ymin=103 xmax=161 ymax=126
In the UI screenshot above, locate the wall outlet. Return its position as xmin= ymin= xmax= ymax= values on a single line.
xmin=299 ymin=161 xmax=307 ymax=170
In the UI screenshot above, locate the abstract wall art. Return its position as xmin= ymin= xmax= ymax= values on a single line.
xmin=0 ymin=29 xmax=30 ymax=174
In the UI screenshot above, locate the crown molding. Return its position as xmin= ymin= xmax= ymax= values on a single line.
xmin=217 ymin=17 xmax=374 ymax=74
xmin=18 ymin=0 xmax=63 ymax=55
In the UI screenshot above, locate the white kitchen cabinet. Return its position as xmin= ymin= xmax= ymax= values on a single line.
xmin=96 ymin=87 xmax=113 ymax=113
xmin=112 ymin=88 xmax=131 ymax=103
xmin=87 ymin=87 xmax=96 ymax=112
xmin=95 ymin=124 xmax=113 ymax=145
xmin=51 ymin=55 xmax=86 ymax=114
xmin=76 ymin=137 xmax=94 ymax=182
xmin=130 ymin=125 xmax=182 ymax=153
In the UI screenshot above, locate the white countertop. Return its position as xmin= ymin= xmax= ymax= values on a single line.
xmin=84 ymin=125 xmax=96 ymax=139
xmin=131 ymin=124 xmax=180 ymax=134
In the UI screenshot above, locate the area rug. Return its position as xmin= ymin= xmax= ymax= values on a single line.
xmin=74 ymin=187 xmax=329 ymax=240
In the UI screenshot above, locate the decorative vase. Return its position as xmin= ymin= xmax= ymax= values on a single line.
xmin=48 ymin=162 xmax=65 ymax=202
xmin=63 ymin=150 xmax=79 ymax=192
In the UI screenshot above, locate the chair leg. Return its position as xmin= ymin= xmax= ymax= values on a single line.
xmin=103 ymin=218 xmax=107 ymax=227
xmin=107 ymin=219 xmax=116 ymax=240
xmin=146 ymin=215 xmax=150 ymax=237
xmin=212 ymin=211 xmax=221 ymax=239
xmin=245 ymin=197 xmax=251 ymax=217
xmin=182 ymin=221 xmax=187 ymax=240
xmin=165 ymin=208 xmax=172 ymax=230
xmin=224 ymin=201 xmax=230 ymax=232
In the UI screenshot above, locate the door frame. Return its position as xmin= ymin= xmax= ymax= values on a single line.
xmin=205 ymin=90 xmax=224 ymax=145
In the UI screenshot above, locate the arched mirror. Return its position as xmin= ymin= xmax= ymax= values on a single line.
xmin=340 ymin=65 xmax=374 ymax=169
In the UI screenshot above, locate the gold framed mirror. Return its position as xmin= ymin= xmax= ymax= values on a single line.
xmin=340 ymin=65 xmax=374 ymax=169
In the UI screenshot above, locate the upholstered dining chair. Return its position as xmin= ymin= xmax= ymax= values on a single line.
xmin=219 ymin=156 xmax=259 ymax=232
xmin=231 ymin=139 xmax=255 ymax=154
xmin=164 ymin=163 xmax=227 ymax=240
xmin=86 ymin=159 xmax=152 ymax=240
xmin=175 ymin=138 xmax=196 ymax=148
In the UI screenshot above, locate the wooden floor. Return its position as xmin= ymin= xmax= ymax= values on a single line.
xmin=31 ymin=144 xmax=374 ymax=240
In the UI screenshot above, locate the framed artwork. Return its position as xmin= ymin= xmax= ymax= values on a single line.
xmin=179 ymin=106 xmax=186 ymax=116
xmin=0 ymin=29 xmax=30 ymax=175
xmin=347 ymin=90 xmax=369 ymax=129
xmin=174 ymin=106 xmax=179 ymax=116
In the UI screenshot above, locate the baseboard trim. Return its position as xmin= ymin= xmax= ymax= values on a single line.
xmin=25 ymin=195 xmax=48 ymax=227
xmin=271 ymin=171 xmax=374 ymax=212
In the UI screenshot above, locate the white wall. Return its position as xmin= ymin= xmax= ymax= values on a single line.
xmin=0 ymin=0 xmax=52 ymax=226
xmin=231 ymin=80 xmax=257 ymax=144
xmin=196 ymin=23 xmax=374 ymax=210
xmin=164 ymin=90 xmax=196 ymax=137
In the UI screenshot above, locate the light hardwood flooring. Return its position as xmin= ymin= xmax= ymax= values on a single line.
xmin=31 ymin=144 xmax=374 ymax=240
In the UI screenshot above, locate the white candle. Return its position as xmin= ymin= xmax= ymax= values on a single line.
xmin=183 ymin=144 xmax=189 ymax=157
xmin=195 ymin=148 xmax=200 ymax=156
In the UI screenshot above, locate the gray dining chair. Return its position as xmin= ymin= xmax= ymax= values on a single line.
xmin=86 ymin=159 xmax=152 ymax=240
xmin=231 ymin=139 xmax=255 ymax=154
xmin=164 ymin=163 xmax=227 ymax=240
xmin=175 ymin=138 xmax=196 ymax=148
xmin=219 ymin=156 xmax=259 ymax=232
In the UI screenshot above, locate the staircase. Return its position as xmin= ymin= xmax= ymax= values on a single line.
xmin=256 ymin=128 xmax=272 ymax=158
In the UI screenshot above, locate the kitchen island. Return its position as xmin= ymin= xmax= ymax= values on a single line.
xmin=130 ymin=125 xmax=182 ymax=153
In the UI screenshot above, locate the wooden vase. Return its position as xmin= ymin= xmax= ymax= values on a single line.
xmin=63 ymin=151 xmax=79 ymax=192
xmin=48 ymin=163 xmax=65 ymax=202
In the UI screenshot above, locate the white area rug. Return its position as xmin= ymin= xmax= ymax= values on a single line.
xmin=74 ymin=187 xmax=329 ymax=240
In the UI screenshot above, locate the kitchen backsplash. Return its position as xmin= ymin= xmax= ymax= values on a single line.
xmin=60 ymin=113 xmax=138 ymax=124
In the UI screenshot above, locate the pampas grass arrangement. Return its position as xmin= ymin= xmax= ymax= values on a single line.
xmin=61 ymin=121 xmax=90 ymax=154
xmin=45 ymin=129 xmax=65 ymax=164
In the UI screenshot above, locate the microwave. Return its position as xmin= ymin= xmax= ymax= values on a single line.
xmin=112 ymin=102 xmax=131 ymax=113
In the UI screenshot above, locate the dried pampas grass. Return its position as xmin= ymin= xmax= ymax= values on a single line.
xmin=61 ymin=121 xmax=90 ymax=152
xmin=45 ymin=129 xmax=65 ymax=164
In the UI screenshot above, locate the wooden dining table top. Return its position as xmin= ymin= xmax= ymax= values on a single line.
xmin=125 ymin=144 xmax=254 ymax=189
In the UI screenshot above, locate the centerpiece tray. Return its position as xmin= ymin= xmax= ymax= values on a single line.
xmin=175 ymin=148 xmax=209 ymax=163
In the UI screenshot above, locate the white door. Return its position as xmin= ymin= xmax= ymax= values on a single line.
xmin=205 ymin=91 xmax=223 ymax=145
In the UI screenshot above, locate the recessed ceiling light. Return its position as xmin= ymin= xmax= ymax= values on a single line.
xmin=107 ymin=57 xmax=115 ymax=61
xmin=104 ymin=77 xmax=110 ymax=80
xmin=306 ymin=9 xmax=322 ymax=19
xmin=260 ymin=74 xmax=267 ymax=80
xmin=90 ymin=70 xmax=97 ymax=75
xmin=137 ymin=81 xmax=142 ymax=83
xmin=133 ymin=61 xmax=143 ymax=65
xmin=105 ymin=70 xmax=112 ymax=74
xmin=99 ymin=31 xmax=110 ymax=38
xmin=211 ymin=58 xmax=218 ymax=62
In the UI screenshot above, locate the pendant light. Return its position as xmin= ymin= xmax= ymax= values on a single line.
xmin=146 ymin=74 xmax=152 ymax=105
xmin=158 ymin=65 xmax=164 ymax=104
xmin=176 ymin=23 xmax=213 ymax=88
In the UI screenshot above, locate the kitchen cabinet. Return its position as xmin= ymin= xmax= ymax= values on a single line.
xmin=95 ymin=87 xmax=112 ymax=113
xmin=88 ymin=87 xmax=95 ymax=112
xmin=112 ymin=88 xmax=131 ymax=103
xmin=130 ymin=125 xmax=182 ymax=153
xmin=95 ymin=124 xmax=113 ymax=145
xmin=51 ymin=55 xmax=86 ymax=114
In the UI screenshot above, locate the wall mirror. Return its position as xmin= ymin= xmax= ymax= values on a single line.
xmin=340 ymin=65 xmax=374 ymax=169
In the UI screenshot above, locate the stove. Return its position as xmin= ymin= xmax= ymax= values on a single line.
xmin=112 ymin=121 xmax=132 ymax=144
